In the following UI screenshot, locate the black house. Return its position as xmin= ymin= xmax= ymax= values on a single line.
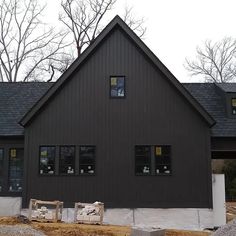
xmin=0 ymin=16 xmax=235 ymax=208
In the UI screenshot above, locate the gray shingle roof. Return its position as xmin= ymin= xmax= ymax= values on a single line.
xmin=184 ymin=83 xmax=236 ymax=137
xmin=0 ymin=82 xmax=52 ymax=136
xmin=215 ymin=83 xmax=236 ymax=93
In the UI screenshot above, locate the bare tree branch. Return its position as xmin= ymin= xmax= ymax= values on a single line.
xmin=185 ymin=37 xmax=236 ymax=83
xmin=0 ymin=0 xmax=68 ymax=82
xmin=122 ymin=5 xmax=146 ymax=38
xmin=59 ymin=0 xmax=146 ymax=57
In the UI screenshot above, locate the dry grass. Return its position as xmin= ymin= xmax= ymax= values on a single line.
xmin=226 ymin=202 xmax=236 ymax=222
xmin=0 ymin=217 xmax=212 ymax=236
xmin=32 ymin=222 xmax=131 ymax=236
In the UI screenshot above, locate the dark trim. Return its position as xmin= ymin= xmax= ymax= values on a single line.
xmin=212 ymin=150 xmax=236 ymax=159
xmin=0 ymin=135 xmax=24 ymax=138
xmin=59 ymin=145 xmax=76 ymax=175
xmin=0 ymin=148 xmax=3 ymax=193
xmin=38 ymin=145 xmax=96 ymax=176
xmin=109 ymin=75 xmax=126 ymax=99
xmin=19 ymin=15 xmax=215 ymax=127
xmin=134 ymin=145 xmax=172 ymax=176
xmin=134 ymin=145 xmax=151 ymax=176
xmin=38 ymin=146 xmax=56 ymax=176
xmin=154 ymin=145 xmax=172 ymax=176
xmin=79 ymin=145 xmax=96 ymax=176
xmin=231 ymin=98 xmax=236 ymax=115
xmin=8 ymin=148 xmax=24 ymax=193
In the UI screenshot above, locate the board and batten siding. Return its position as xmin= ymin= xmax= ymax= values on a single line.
xmin=24 ymin=26 xmax=212 ymax=208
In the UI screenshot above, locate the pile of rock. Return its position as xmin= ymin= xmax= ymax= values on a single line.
xmin=76 ymin=202 xmax=104 ymax=223
xmin=31 ymin=206 xmax=61 ymax=221
xmin=213 ymin=219 xmax=236 ymax=236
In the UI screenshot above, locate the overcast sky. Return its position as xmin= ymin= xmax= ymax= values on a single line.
xmin=43 ymin=0 xmax=236 ymax=82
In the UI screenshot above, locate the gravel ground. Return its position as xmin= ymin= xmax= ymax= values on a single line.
xmin=0 ymin=225 xmax=46 ymax=236
xmin=213 ymin=219 xmax=236 ymax=236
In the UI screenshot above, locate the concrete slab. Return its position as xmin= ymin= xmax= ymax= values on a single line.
xmin=103 ymin=208 xmax=134 ymax=225
xmin=0 ymin=197 xmax=22 ymax=216
xmin=134 ymin=208 xmax=213 ymax=230
xmin=198 ymin=209 xmax=214 ymax=229
xmin=131 ymin=227 xmax=165 ymax=236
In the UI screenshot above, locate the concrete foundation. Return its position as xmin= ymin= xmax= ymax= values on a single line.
xmin=21 ymin=207 xmax=213 ymax=230
xmin=131 ymin=227 xmax=165 ymax=236
xmin=0 ymin=197 xmax=22 ymax=216
xmin=1 ymin=174 xmax=225 ymax=230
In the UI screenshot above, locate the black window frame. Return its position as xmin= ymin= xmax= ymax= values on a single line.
xmin=0 ymin=148 xmax=3 ymax=192
xmin=232 ymin=98 xmax=236 ymax=115
xmin=154 ymin=145 xmax=171 ymax=176
xmin=8 ymin=148 xmax=24 ymax=192
xmin=0 ymin=148 xmax=3 ymax=176
xmin=135 ymin=146 xmax=151 ymax=176
xmin=59 ymin=145 xmax=76 ymax=175
xmin=79 ymin=145 xmax=96 ymax=175
xmin=39 ymin=146 xmax=56 ymax=175
xmin=109 ymin=75 xmax=126 ymax=98
xmin=135 ymin=145 xmax=172 ymax=176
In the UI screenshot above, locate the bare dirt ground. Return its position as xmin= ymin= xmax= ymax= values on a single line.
xmin=0 ymin=217 xmax=212 ymax=236
xmin=226 ymin=202 xmax=236 ymax=222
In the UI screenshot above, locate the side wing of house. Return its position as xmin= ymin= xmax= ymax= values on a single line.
xmin=0 ymin=83 xmax=51 ymax=196
xmin=22 ymin=17 xmax=213 ymax=208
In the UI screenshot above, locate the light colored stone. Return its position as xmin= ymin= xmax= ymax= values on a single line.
xmin=0 ymin=197 xmax=22 ymax=216
xmin=131 ymin=227 xmax=165 ymax=236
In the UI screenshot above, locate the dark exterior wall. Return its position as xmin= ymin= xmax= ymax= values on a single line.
xmin=212 ymin=137 xmax=236 ymax=151
xmin=0 ymin=136 xmax=24 ymax=196
xmin=24 ymin=26 xmax=212 ymax=208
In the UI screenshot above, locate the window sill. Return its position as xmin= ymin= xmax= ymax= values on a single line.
xmin=135 ymin=173 xmax=172 ymax=176
xmin=38 ymin=173 xmax=96 ymax=177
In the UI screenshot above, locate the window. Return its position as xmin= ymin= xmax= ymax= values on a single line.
xmin=232 ymin=98 xmax=236 ymax=115
xmin=110 ymin=76 xmax=125 ymax=97
xmin=155 ymin=146 xmax=171 ymax=175
xmin=9 ymin=148 xmax=23 ymax=192
xmin=39 ymin=146 xmax=56 ymax=175
xmin=135 ymin=146 xmax=151 ymax=175
xmin=0 ymin=149 xmax=3 ymax=191
xmin=79 ymin=146 xmax=95 ymax=175
xmin=0 ymin=149 xmax=3 ymax=176
xmin=135 ymin=145 xmax=171 ymax=175
xmin=59 ymin=146 xmax=75 ymax=175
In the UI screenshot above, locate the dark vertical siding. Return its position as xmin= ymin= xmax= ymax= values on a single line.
xmin=24 ymin=27 xmax=212 ymax=208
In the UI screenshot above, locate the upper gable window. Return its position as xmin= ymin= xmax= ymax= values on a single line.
xmin=110 ymin=76 xmax=125 ymax=98
xmin=232 ymin=98 xmax=236 ymax=115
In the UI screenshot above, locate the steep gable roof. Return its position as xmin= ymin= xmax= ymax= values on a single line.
xmin=20 ymin=15 xmax=215 ymax=127
xmin=0 ymin=82 xmax=52 ymax=136
xmin=184 ymin=83 xmax=236 ymax=137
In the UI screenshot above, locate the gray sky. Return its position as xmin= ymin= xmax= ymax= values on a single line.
xmin=44 ymin=0 xmax=236 ymax=82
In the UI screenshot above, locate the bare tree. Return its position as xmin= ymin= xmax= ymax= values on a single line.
xmin=0 ymin=0 xmax=68 ymax=82
xmin=59 ymin=0 xmax=116 ymax=57
xmin=185 ymin=37 xmax=236 ymax=83
xmin=59 ymin=0 xmax=146 ymax=57
xmin=123 ymin=6 xmax=146 ymax=38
